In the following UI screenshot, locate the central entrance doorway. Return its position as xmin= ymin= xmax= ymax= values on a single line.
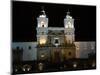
xmin=52 ymin=49 xmax=61 ymax=63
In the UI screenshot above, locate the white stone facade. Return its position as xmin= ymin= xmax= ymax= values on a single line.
xmin=12 ymin=10 xmax=95 ymax=61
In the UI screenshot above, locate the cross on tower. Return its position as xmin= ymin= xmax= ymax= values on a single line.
xmin=66 ymin=10 xmax=70 ymax=15
xmin=41 ymin=6 xmax=45 ymax=15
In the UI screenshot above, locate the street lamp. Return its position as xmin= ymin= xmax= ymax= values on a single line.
xmin=73 ymin=62 xmax=77 ymax=68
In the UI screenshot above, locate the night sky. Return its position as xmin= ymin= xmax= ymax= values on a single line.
xmin=12 ymin=1 xmax=96 ymax=42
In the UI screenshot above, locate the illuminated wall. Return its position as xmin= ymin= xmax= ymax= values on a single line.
xmin=74 ymin=42 xmax=95 ymax=58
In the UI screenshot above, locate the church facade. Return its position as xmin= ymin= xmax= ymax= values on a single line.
xmin=12 ymin=10 xmax=95 ymax=62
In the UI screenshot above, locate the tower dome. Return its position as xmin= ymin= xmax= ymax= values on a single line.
xmin=39 ymin=9 xmax=46 ymax=17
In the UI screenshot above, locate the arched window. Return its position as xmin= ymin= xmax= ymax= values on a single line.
xmin=68 ymin=52 xmax=71 ymax=56
xmin=42 ymin=24 xmax=44 ymax=27
xmin=54 ymin=38 xmax=60 ymax=46
xmin=28 ymin=46 xmax=31 ymax=50
xmin=55 ymin=39 xmax=59 ymax=44
xmin=16 ymin=46 xmax=19 ymax=50
xmin=41 ymin=21 xmax=45 ymax=27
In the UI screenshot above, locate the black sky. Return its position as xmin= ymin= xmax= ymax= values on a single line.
xmin=12 ymin=1 xmax=96 ymax=42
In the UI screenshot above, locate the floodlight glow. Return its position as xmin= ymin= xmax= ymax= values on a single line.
xmin=39 ymin=38 xmax=46 ymax=45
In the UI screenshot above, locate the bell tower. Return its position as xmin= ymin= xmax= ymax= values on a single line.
xmin=36 ymin=9 xmax=48 ymax=45
xmin=64 ymin=11 xmax=75 ymax=44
